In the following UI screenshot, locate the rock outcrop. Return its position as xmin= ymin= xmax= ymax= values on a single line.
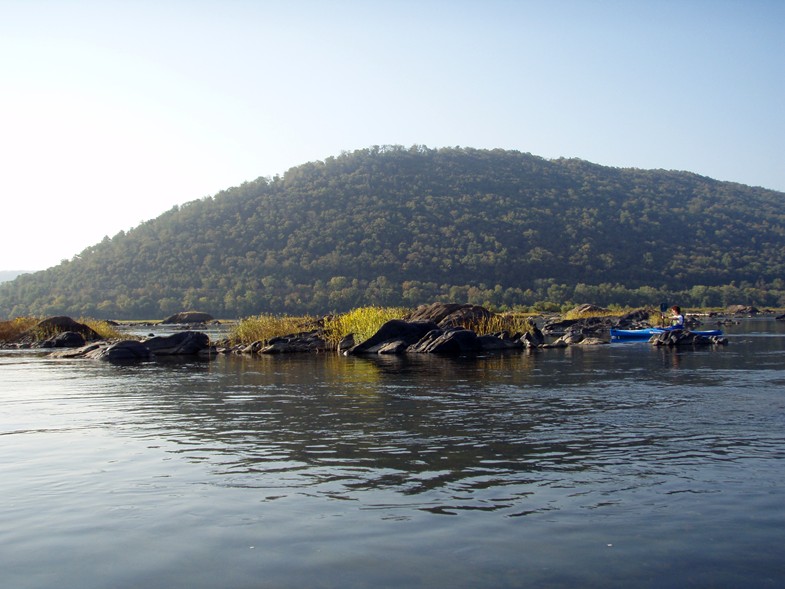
xmin=160 ymin=311 xmax=215 ymax=324
xmin=649 ymin=329 xmax=728 ymax=346
xmin=348 ymin=320 xmax=439 ymax=354
xmin=49 ymin=331 xmax=212 ymax=361
xmin=143 ymin=331 xmax=211 ymax=355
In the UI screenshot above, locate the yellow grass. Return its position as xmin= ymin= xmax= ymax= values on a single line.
xmin=462 ymin=313 xmax=539 ymax=336
xmin=323 ymin=306 xmax=409 ymax=348
xmin=228 ymin=314 xmax=314 ymax=346
xmin=0 ymin=317 xmax=39 ymax=342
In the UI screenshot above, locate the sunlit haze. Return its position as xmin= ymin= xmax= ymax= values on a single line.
xmin=1 ymin=0 xmax=783 ymax=271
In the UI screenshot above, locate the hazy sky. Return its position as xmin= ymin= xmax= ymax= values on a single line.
xmin=1 ymin=0 xmax=783 ymax=271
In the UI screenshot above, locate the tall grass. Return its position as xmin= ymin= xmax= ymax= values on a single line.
xmin=461 ymin=313 xmax=539 ymax=336
xmin=0 ymin=316 xmax=122 ymax=342
xmin=0 ymin=317 xmax=39 ymax=342
xmin=78 ymin=318 xmax=123 ymax=340
xmin=323 ymin=306 xmax=409 ymax=348
xmin=228 ymin=314 xmax=314 ymax=346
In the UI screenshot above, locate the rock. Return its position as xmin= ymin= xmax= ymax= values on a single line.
xmin=40 ymin=331 xmax=86 ymax=348
xmin=408 ymin=328 xmax=481 ymax=354
xmin=616 ymin=308 xmax=653 ymax=328
xmin=477 ymin=334 xmax=523 ymax=351
xmin=259 ymin=330 xmax=326 ymax=353
xmin=23 ymin=316 xmax=101 ymax=343
xmin=337 ymin=333 xmax=355 ymax=352
xmin=575 ymin=337 xmax=608 ymax=345
xmin=86 ymin=340 xmax=153 ymax=362
xmin=376 ymin=340 xmax=409 ymax=354
xmin=405 ymin=302 xmax=493 ymax=329
xmin=520 ymin=329 xmax=545 ymax=348
xmin=160 ymin=311 xmax=215 ymax=324
xmin=143 ymin=331 xmax=211 ymax=355
xmin=650 ymin=329 xmax=728 ymax=346
xmin=348 ymin=320 xmax=439 ymax=354
xmin=777 ymin=314 xmax=785 ymax=322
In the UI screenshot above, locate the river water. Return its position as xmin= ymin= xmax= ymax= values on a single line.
xmin=2 ymin=319 xmax=784 ymax=589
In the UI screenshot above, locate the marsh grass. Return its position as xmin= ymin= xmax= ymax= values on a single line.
xmin=78 ymin=318 xmax=123 ymax=340
xmin=563 ymin=308 xmax=624 ymax=321
xmin=462 ymin=313 xmax=539 ymax=336
xmin=229 ymin=314 xmax=314 ymax=346
xmin=0 ymin=317 xmax=39 ymax=342
xmin=0 ymin=316 xmax=122 ymax=342
xmin=323 ymin=306 xmax=409 ymax=348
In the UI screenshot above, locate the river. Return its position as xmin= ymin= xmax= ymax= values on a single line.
xmin=2 ymin=318 xmax=784 ymax=588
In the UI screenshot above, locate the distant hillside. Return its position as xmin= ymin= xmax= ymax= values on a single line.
xmin=0 ymin=271 xmax=30 ymax=284
xmin=1 ymin=146 xmax=784 ymax=319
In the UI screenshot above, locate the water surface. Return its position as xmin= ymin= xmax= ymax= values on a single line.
xmin=2 ymin=319 xmax=784 ymax=588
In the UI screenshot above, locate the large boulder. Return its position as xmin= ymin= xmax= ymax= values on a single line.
xmin=160 ymin=311 xmax=215 ymax=324
xmin=85 ymin=340 xmax=153 ymax=362
xmin=26 ymin=316 xmax=101 ymax=342
xmin=408 ymin=328 xmax=481 ymax=354
xmin=405 ymin=302 xmax=493 ymax=329
xmin=347 ymin=320 xmax=439 ymax=354
xmin=40 ymin=331 xmax=86 ymax=348
xmin=143 ymin=331 xmax=211 ymax=355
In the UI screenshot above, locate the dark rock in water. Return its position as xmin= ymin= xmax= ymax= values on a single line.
xmin=86 ymin=340 xmax=153 ymax=362
xmin=40 ymin=331 xmax=86 ymax=348
xmin=477 ymin=333 xmax=523 ymax=351
xmin=337 ymin=334 xmax=355 ymax=353
xmin=143 ymin=331 xmax=211 ymax=355
xmin=776 ymin=314 xmax=785 ymax=322
xmin=616 ymin=308 xmax=652 ymax=328
xmin=543 ymin=316 xmax=612 ymax=336
xmin=520 ymin=328 xmax=545 ymax=348
xmin=408 ymin=328 xmax=481 ymax=354
xmin=348 ymin=320 xmax=439 ymax=354
xmin=160 ymin=311 xmax=215 ymax=324
xmin=650 ymin=329 xmax=728 ymax=347
xmin=405 ymin=302 xmax=492 ymax=329
xmin=259 ymin=330 xmax=326 ymax=354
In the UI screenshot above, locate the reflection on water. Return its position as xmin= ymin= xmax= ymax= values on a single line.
xmin=1 ymin=319 xmax=784 ymax=588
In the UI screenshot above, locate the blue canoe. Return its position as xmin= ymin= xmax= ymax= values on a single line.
xmin=610 ymin=327 xmax=724 ymax=341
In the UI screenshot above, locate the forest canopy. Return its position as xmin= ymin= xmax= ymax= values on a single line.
xmin=1 ymin=145 xmax=784 ymax=319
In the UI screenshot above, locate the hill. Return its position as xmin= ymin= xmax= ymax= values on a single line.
xmin=1 ymin=146 xmax=784 ymax=319
xmin=0 ymin=271 xmax=30 ymax=284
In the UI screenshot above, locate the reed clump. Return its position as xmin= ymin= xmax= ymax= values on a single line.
xmin=463 ymin=313 xmax=539 ymax=337
xmin=77 ymin=318 xmax=123 ymax=340
xmin=323 ymin=306 xmax=409 ymax=348
xmin=229 ymin=314 xmax=314 ymax=346
xmin=0 ymin=317 xmax=39 ymax=342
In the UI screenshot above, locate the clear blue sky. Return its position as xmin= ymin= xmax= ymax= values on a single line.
xmin=1 ymin=0 xmax=783 ymax=271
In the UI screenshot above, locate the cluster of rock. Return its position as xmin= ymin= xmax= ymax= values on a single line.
xmin=649 ymin=329 xmax=728 ymax=347
xmin=2 ymin=301 xmax=748 ymax=362
xmin=50 ymin=331 xmax=212 ymax=361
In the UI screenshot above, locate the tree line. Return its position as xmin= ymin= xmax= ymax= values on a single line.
xmin=1 ymin=145 xmax=784 ymax=318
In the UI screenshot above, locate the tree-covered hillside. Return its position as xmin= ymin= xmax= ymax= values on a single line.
xmin=2 ymin=145 xmax=784 ymax=318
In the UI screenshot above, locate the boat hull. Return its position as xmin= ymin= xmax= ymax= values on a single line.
xmin=610 ymin=327 xmax=724 ymax=340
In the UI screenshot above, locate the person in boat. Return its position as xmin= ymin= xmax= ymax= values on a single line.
xmin=668 ymin=305 xmax=686 ymax=330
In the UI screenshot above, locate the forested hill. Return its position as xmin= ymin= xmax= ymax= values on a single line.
xmin=2 ymin=146 xmax=784 ymax=319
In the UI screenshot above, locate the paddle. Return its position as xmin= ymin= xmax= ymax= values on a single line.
xmin=659 ymin=302 xmax=668 ymax=328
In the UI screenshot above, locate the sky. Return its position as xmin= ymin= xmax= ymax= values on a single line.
xmin=1 ymin=0 xmax=783 ymax=271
